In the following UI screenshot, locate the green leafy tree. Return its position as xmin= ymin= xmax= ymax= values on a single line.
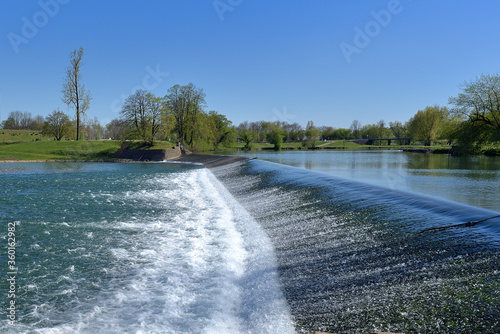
xmin=360 ymin=124 xmax=379 ymax=140
xmin=208 ymin=111 xmax=236 ymax=149
xmin=304 ymin=120 xmax=321 ymax=148
xmin=449 ymin=74 xmax=500 ymax=152
xmin=62 ymin=47 xmax=91 ymax=141
xmin=327 ymin=128 xmax=351 ymax=140
xmin=42 ymin=109 xmax=72 ymax=141
xmin=239 ymin=130 xmax=257 ymax=149
xmin=407 ymin=105 xmax=447 ymax=146
xmin=165 ymin=83 xmax=206 ymax=147
xmin=266 ymin=125 xmax=284 ymax=150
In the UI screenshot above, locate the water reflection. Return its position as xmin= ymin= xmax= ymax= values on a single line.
xmin=238 ymin=150 xmax=500 ymax=212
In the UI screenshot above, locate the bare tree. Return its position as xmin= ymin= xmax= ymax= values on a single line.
xmin=106 ymin=118 xmax=128 ymax=140
xmin=62 ymin=47 xmax=91 ymax=141
xmin=121 ymin=90 xmax=164 ymax=144
xmin=83 ymin=117 xmax=105 ymax=140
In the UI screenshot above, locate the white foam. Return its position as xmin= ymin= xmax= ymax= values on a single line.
xmin=12 ymin=168 xmax=294 ymax=334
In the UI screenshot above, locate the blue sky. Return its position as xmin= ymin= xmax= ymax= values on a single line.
xmin=1 ymin=0 xmax=499 ymax=129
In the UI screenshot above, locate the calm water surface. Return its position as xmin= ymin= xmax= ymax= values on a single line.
xmin=239 ymin=150 xmax=500 ymax=212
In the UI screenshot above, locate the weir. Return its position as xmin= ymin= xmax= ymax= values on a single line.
xmin=207 ymin=158 xmax=500 ymax=334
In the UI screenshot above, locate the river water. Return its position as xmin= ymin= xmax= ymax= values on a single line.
xmin=0 ymin=163 xmax=294 ymax=334
xmin=238 ymin=150 xmax=500 ymax=212
xmin=1 ymin=153 xmax=499 ymax=333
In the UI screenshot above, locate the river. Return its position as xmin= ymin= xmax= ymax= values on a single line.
xmin=238 ymin=150 xmax=500 ymax=212
xmin=1 ymin=154 xmax=499 ymax=333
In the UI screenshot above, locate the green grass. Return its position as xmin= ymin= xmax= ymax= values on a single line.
xmin=0 ymin=129 xmax=50 ymax=142
xmin=0 ymin=140 xmax=122 ymax=161
xmin=0 ymin=130 xmax=179 ymax=160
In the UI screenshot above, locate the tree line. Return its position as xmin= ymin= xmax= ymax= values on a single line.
xmin=2 ymin=46 xmax=499 ymax=154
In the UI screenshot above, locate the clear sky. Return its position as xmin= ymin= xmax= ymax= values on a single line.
xmin=1 ymin=0 xmax=499 ymax=129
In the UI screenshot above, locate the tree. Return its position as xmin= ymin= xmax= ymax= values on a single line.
xmin=42 ymin=110 xmax=72 ymax=141
xmin=321 ymin=126 xmax=335 ymax=140
xmin=389 ymin=121 xmax=408 ymax=145
xmin=283 ymin=122 xmax=304 ymax=142
xmin=62 ymin=46 xmax=91 ymax=141
xmin=350 ymin=120 xmax=362 ymax=139
xmin=165 ymin=83 xmax=206 ymax=146
xmin=448 ymin=74 xmax=500 ymax=151
xmin=239 ymin=129 xmax=257 ymax=149
xmin=304 ymin=120 xmax=321 ymax=148
xmin=266 ymin=125 xmax=284 ymax=150
xmin=83 ymin=117 xmax=104 ymax=140
xmin=331 ymin=128 xmax=351 ymax=140
xmin=3 ymin=111 xmax=26 ymax=129
xmin=121 ymin=90 xmax=164 ymax=144
xmin=146 ymin=92 xmax=164 ymax=141
xmin=360 ymin=123 xmax=379 ymax=140
xmin=106 ymin=118 xmax=128 ymax=140
xmin=208 ymin=111 xmax=236 ymax=149
xmin=2 ymin=111 xmax=43 ymax=130
xmin=407 ymin=105 xmax=447 ymax=146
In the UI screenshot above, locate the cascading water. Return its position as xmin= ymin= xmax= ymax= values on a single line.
xmin=0 ymin=162 xmax=294 ymax=334
xmin=211 ymin=159 xmax=500 ymax=334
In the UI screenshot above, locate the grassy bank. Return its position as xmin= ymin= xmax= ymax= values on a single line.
xmin=0 ymin=140 xmax=122 ymax=161
xmin=0 ymin=130 xmax=179 ymax=161
xmin=2 ymin=129 xmax=497 ymax=160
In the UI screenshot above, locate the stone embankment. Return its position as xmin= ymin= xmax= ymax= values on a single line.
xmin=112 ymin=142 xmax=182 ymax=161
xmin=112 ymin=142 xmax=248 ymax=167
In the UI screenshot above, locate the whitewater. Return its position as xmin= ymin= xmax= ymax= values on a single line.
xmin=2 ymin=158 xmax=499 ymax=333
xmin=0 ymin=163 xmax=294 ymax=334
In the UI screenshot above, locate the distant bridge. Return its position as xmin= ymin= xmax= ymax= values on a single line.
xmin=347 ymin=137 xmax=411 ymax=145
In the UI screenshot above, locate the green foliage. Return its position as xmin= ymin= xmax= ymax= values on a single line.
xmin=165 ymin=83 xmax=206 ymax=146
xmin=449 ymin=74 xmax=500 ymax=152
xmin=207 ymin=111 xmax=237 ymax=149
xmin=266 ymin=126 xmax=284 ymax=150
xmin=42 ymin=110 xmax=73 ymax=141
xmin=304 ymin=123 xmax=321 ymax=148
xmin=407 ymin=105 xmax=447 ymax=146
xmin=239 ymin=130 xmax=257 ymax=150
